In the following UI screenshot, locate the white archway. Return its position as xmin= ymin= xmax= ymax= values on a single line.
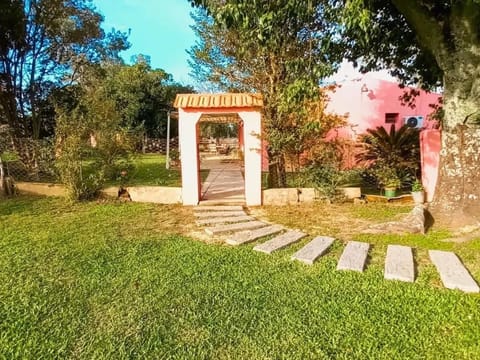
xmin=174 ymin=93 xmax=263 ymax=206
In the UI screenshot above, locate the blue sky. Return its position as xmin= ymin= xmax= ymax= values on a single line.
xmin=93 ymin=0 xmax=197 ymax=85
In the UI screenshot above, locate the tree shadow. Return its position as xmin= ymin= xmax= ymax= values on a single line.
xmin=424 ymin=208 xmax=435 ymax=233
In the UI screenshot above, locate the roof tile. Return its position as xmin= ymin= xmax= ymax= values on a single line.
xmin=174 ymin=93 xmax=263 ymax=109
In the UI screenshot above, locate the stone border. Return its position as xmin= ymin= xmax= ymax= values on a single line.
xmin=14 ymin=182 xmax=182 ymax=204
xmin=15 ymin=182 xmax=67 ymax=197
xmin=261 ymin=187 xmax=361 ymax=205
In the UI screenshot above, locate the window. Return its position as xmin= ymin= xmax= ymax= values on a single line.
xmin=385 ymin=113 xmax=399 ymax=124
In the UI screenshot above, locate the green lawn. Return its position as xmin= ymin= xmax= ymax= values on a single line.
xmin=1 ymin=196 xmax=479 ymax=359
xmin=87 ymin=154 xmax=209 ymax=187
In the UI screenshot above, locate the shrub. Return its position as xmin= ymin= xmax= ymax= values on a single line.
xmin=301 ymin=164 xmax=361 ymax=202
xmin=55 ymin=87 xmax=135 ymax=201
xmin=357 ymin=124 xmax=420 ymax=189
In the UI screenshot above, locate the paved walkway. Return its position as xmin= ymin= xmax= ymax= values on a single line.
xmin=200 ymin=155 xmax=245 ymax=205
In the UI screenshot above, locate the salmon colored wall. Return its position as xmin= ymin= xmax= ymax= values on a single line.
xmin=260 ymin=76 xmax=442 ymax=200
xmin=324 ymin=76 xmax=442 ymax=200
xmin=420 ymin=130 xmax=441 ymax=202
xmin=326 ymin=75 xmax=441 ymax=139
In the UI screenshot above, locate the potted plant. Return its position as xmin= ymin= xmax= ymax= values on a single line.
xmin=383 ymin=176 xmax=401 ymax=198
xmin=373 ymin=165 xmax=401 ymax=198
xmin=411 ymin=179 xmax=425 ymax=204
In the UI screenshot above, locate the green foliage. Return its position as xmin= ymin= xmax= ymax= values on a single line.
xmin=299 ymin=165 xmax=360 ymax=201
xmin=0 ymin=0 xmax=130 ymax=140
xmin=412 ymin=179 xmax=424 ymax=192
xmin=341 ymin=0 xmax=443 ymax=90
xmin=0 ymin=151 xmax=19 ymax=163
xmin=369 ymin=163 xmax=401 ymax=189
xmin=188 ymin=3 xmax=344 ymax=186
xmin=55 ymin=81 xmax=135 ymax=201
xmin=357 ymin=124 xmax=420 ymax=188
xmin=103 ymin=56 xmax=194 ymax=138
xmin=200 ymin=122 xmax=238 ymax=139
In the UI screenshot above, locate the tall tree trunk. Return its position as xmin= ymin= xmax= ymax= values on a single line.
xmin=430 ymin=66 xmax=480 ymax=226
xmin=266 ymin=149 xmax=288 ymax=188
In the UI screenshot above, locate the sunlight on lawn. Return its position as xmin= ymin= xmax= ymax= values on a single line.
xmin=0 ymin=197 xmax=479 ymax=359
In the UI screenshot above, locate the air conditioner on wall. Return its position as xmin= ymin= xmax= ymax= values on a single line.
xmin=404 ymin=116 xmax=424 ymax=129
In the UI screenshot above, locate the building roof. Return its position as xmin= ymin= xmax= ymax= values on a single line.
xmin=174 ymin=93 xmax=263 ymax=109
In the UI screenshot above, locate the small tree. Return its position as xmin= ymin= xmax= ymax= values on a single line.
xmin=188 ymin=3 xmax=343 ymax=187
xmin=55 ymin=78 xmax=135 ymax=201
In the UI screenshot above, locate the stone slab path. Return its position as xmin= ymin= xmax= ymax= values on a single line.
xmin=195 ymin=205 xmax=244 ymax=211
xmin=291 ymin=236 xmax=335 ymax=265
xmin=429 ymin=250 xmax=480 ymax=293
xmin=200 ymin=158 xmax=245 ymax=204
xmin=192 ymin=205 xmax=478 ymax=293
xmin=194 ymin=210 xmax=247 ymax=218
xmin=205 ymin=220 xmax=267 ymax=236
xmin=384 ymin=245 xmax=415 ymax=282
xmin=226 ymin=225 xmax=284 ymax=246
xmin=337 ymin=241 xmax=370 ymax=272
xmin=196 ymin=215 xmax=254 ymax=226
xmin=253 ymin=230 xmax=307 ymax=254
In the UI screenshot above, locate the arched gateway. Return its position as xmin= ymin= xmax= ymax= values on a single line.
xmin=174 ymin=93 xmax=263 ymax=206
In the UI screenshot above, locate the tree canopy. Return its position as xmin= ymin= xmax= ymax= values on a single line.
xmin=104 ymin=55 xmax=193 ymax=138
xmin=0 ymin=0 xmax=129 ymax=140
xmin=188 ymin=2 xmax=345 ymax=186
xmin=190 ymin=0 xmax=480 ymax=224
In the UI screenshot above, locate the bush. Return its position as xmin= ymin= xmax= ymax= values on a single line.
xmin=301 ymin=164 xmax=361 ymax=202
xmin=357 ymin=124 xmax=420 ymax=187
xmin=55 ymin=88 xmax=135 ymax=201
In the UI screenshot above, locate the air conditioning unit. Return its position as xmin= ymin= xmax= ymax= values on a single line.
xmin=404 ymin=116 xmax=424 ymax=129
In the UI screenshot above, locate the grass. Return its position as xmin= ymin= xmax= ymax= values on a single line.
xmin=259 ymin=202 xmax=480 ymax=282
xmin=123 ymin=153 xmax=182 ymax=186
xmin=87 ymin=154 xmax=209 ymax=187
xmin=1 ymin=196 xmax=480 ymax=359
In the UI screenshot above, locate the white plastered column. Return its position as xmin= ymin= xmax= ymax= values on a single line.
xmin=240 ymin=111 xmax=262 ymax=206
xmin=178 ymin=109 xmax=201 ymax=205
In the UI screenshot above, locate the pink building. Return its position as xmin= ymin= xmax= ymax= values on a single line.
xmin=325 ymin=72 xmax=442 ymax=201
xmin=326 ymin=73 xmax=441 ymax=138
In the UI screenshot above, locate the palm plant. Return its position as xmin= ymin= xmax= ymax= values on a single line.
xmin=357 ymin=124 xmax=420 ymax=188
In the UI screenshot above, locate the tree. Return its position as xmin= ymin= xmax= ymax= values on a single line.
xmin=193 ymin=0 xmax=480 ymax=225
xmin=0 ymin=0 xmax=129 ymax=141
xmin=189 ymin=2 xmax=343 ymax=187
xmin=103 ymin=55 xmax=194 ymax=138
xmin=340 ymin=1 xmax=480 ymax=225
xmin=55 ymin=69 xmax=135 ymax=201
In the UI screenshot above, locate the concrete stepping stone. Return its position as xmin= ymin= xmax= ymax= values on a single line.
xmin=253 ymin=230 xmax=307 ymax=254
xmin=291 ymin=236 xmax=335 ymax=265
xmin=196 ymin=215 xmax=254 ymax=226
xmin=337 ymin=241 xmax=370 ymax=272
xmin=205 ymin=221 xmax=266 ymax=236
xmin=384 ymin=245 xmax=415 ymax=282
xmin=194 ymin=211 xmax=246 ymax=218
xmin=194 ymin=205 xmax=243 ymax=211
xmin=226 ymin=225 xmax=284 ymax=246
xmin=429 ymin=250 xmax=479 ymax=293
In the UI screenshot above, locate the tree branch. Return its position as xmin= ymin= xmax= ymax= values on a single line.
xmin=390 ymin=0 xmax=450 ymax=67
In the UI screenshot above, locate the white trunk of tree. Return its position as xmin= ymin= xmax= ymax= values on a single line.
xmin=430 ymin=67 xmax=480 ymax=225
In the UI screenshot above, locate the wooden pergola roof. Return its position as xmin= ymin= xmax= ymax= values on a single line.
xmin=174 ymin=93 xmax=263 ymax=109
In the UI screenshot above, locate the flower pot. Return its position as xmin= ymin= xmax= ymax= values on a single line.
xmin=384 ymin=187 xmax=397 ymax=198
xmin=411 ymin=190 xmax=425 ymax=204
